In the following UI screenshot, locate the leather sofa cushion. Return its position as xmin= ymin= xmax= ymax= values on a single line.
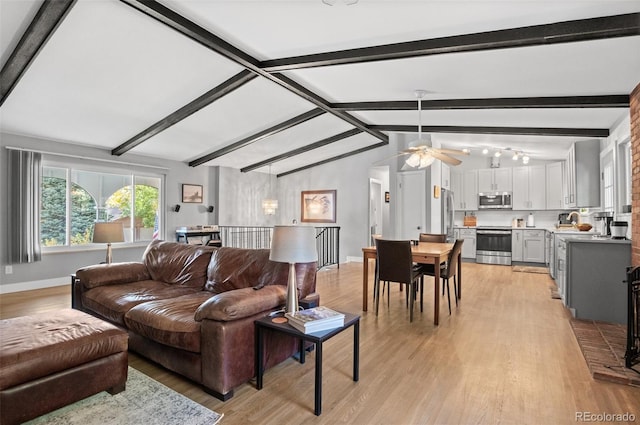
xmin=0 ymin=309 xmax=127 ymax=390
xmin=205 ymin=248 xmax=287 ymax=294
xmin=143 ymin=240 xmax=214 ymax=288
xmin=82 ymin=280 xmax=200 ymax=325
xmin=124 ymin=292 xmax=214 ymax=353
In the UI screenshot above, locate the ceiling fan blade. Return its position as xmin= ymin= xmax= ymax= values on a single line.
xmin=437 ymin=148 xmax=469 ymax=156
xmin=430 ymin=151 xmax=462 ymax=165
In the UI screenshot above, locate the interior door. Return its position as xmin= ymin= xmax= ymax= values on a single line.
xmin=397 ymin=171 xmax=426 ymax=240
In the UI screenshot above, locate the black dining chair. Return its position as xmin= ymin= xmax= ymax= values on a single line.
xmin=374 ymin=239 xmax=424 ymax=322
xmin=420 ymin=239 xmax=464 ymax=315
xmin=418 ymin=233 xmax=447 ymax=294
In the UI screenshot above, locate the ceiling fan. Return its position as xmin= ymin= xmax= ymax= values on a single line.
xmin=399 ymin=90 xmax=469 ymax=168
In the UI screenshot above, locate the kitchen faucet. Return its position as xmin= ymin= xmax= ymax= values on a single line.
xmin=567 ymin=211 xmax=581 ymax=225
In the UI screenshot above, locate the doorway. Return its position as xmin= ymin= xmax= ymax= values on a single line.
xmin=368 ymin=178 xmax=383 ymax=245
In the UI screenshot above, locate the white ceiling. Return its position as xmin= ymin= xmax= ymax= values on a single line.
xmin=1 ymin=0 xmax=639 ymax=175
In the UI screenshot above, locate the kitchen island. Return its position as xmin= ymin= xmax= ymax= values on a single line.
xmin=565 ymin=237 xmax=631 ymax=324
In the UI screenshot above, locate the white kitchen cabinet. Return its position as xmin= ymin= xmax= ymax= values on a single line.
xmin=512 ymin=229 xmax=546 ymax=263
xmin=512 ymin=165 xmax=546 ymax=210
xmin=512 ymin=230 xmax=523 ymax=261
xmin=441 ymin=163 xmax=451 ymax=190
xmin=523 ymin=229 xmax=546 ymax=263
xmin=546 ymin=162 xmax=564 ymax=210
xmin=458 ymin=228 xmax=477 ymax=259
xmin=451 ymin=170 xmax=478 ymax=211
xmin=478 ymin=168 xmax=512 ymax=192
xmin=562 ymin=140 xmax=601 ymax=208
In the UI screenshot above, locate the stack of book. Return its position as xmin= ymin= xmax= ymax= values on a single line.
xmin=285 ymin=306 xmax=345 ymax=334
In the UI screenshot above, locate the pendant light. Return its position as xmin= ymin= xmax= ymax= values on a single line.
xmin=262 ymin=165 xmax=278 ymax=215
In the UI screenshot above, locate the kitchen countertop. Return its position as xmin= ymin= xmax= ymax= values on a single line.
xmin=564 ymin=236 xmax=631 ymax=244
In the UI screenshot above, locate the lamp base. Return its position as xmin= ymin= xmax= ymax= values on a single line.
xmin=106 ymin=243 xmax=113 ymax=264
xmin=285 ymin=263 xmax=299 ymax=313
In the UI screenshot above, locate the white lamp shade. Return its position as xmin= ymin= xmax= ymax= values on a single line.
xmin=93 ymin=222 xmax=124 ymax=243
xmin=269 ymin=225 xmax=318 ymax=263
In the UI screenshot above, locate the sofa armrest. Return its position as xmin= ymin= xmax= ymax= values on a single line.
xmin=195 ymin=286 xmax=286 ymax=322
xmin=76 ymin=262 xmax=150 ymax=289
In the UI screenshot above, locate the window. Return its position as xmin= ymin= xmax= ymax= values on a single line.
xmin=617 ymin=138 xmax=631 ymax=211
xmin=41 ymin=164 xmax=162 ymax=248
xmin=601 ymin=151 xmax=614 ymax=212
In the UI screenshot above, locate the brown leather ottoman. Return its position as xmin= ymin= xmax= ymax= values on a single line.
xmin=0 ymin=309 xmax=128 ymax=425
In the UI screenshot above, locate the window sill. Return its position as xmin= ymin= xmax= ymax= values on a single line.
xmin=42 ymin=241 xmax=150 ymax=255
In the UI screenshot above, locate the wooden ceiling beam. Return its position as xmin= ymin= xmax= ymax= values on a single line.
xmin=261 ymin=13 xmax=640 ymax=71
xmin=112 ymin=70 xmax=256 ymax=156
xmin=121 ymin=0 xmax=388 ymax=159
xmin=370 ymin=125 xmax=609 ymax=138
xmin=241 ymin=128 xmax=363 ymax=173
xmin=189 ymin=108 xmax=325 ymax=167
xmin=332 ymin=95 xmax=630 ymax=111
xmin=277 ymin=142 xmax=388 ymax=178
xmin=0 ymin=0 xmax=76 ymax=107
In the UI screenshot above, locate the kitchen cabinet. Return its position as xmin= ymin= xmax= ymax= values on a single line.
xmin=512 ymin=166 xmax=545 ymax=210
xmin=458 ymin=228 xmax=477 ymax=259
xmin=566 ymin=239 xmax=630 ymax=324
xmin=451 ymin=170 xmax=478 ymax=211
xmin=478 ymin=168 xmax=512 ymax=192
xmin=512 ymin=230 xmax=523 ymax=262
xmin=545 ymin=162 xmax=564 ymax=210
xmin=523 ymin=229 xmax=545 ymax=263
xmin=563 ymin=140 xmax=601 ymax=208
xmin=512 ymin=229 xmax=546 ymax=263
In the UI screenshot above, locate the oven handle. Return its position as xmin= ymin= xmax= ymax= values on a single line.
xmin=477 ymin=230 xmax=512 ymax=235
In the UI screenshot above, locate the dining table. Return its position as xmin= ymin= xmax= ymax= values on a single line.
xmin=361 ymin=241 xmax=461 ymax=326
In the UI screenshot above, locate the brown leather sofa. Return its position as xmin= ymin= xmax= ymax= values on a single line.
xmin=73 ymin=240 xmax=318 ymax=400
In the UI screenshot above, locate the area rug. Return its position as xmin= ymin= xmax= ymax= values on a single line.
xmin=26 ymin=368 xmax=223 ymax=425
xmin=512 ymin=265 xmax=549 ymax=274
xmin=569 ymin=318 xmax=640 ymax=387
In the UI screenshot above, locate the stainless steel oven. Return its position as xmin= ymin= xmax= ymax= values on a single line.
xmin=476 ymin=227 xmax=512 ymax=265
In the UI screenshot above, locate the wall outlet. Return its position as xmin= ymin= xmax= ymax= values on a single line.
xmin=5 ymin=265 xmax=12 ymax=275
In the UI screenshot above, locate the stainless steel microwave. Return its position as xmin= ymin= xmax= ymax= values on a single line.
xmin=478 ymin=192 xmax=512 ymax=209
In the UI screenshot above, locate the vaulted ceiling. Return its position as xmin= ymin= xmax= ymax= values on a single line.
xmin=1 ymin=0 xmax=639 ymax=177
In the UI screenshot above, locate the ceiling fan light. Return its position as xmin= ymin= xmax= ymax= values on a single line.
xmin=522 ymin=155 xmax=530 ymax=164
xmin=405 ymin=153 xmax=421 ymax=168
xmin=418 ymin=155 xmax=435 ymax=168
xmin=462 ymin=148 xmax=470 ymax=154
xmin=494 ymin=150 xmax=502 ymax=157
xmin=482 ymin=148 xmax=489 ymax=155
xmin=512 ymin=152 xmax=519 ymax=160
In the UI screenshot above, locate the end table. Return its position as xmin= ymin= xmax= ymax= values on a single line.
xmin=255 ymin=311 xmax=360 ymax=416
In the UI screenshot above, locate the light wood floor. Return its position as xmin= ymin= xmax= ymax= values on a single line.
xmin=2 ymin=262 xmax=640 ymax=424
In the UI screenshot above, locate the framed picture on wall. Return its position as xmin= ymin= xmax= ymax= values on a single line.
xmin=182 ymin=184 xmax=203 ymax=203
xmin=301 ymin=190 xmax=336 ymax=223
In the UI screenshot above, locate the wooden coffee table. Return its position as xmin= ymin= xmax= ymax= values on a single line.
xmin=255 ymin=311 xmax=360 ymax=416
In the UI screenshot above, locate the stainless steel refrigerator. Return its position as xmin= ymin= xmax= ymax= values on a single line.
xmin=440 ymin=188 xmax=455 ymax=242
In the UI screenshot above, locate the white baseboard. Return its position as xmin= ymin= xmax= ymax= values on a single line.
xmin=0 ymin=277 xmax=68 ymax=294
xmin=346 ymin=256 xmax=363 ymax=263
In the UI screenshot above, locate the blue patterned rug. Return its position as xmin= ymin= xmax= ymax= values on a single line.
xmin=26 ymin=367 xmax=223 ymax=425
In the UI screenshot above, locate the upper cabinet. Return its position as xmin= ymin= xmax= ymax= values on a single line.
xmin=451 ymin=170 xmax=478 ymax=211
xmin=512 ymin=166 xmax=546 ymax=210
xmin=563 ymin=140 xmax=601 ymax=208
xmin=545 ymin=162 xmax=564 ymax=210
xmin=478 ymin=168 xmax=512 ymax=192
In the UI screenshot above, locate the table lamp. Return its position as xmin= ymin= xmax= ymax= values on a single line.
xmin=93 ymin=222 xmax=124 ymax=264
xmin=269 ymin=225 xmax=318 ymax=313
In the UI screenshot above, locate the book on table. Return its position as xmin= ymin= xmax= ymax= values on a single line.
xmin=285 ymin=306 xmax=345 ymax=334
